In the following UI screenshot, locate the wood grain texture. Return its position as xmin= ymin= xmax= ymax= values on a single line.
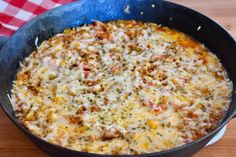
xmin=0 ymin=0 xmax=235 ymax=157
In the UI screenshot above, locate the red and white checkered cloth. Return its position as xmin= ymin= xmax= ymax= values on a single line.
xmin=0 ymin=0 xmax=75 ymax=36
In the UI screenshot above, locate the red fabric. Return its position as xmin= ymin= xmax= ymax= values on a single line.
xmin=0 ymin=0 xmax=75 ymax=36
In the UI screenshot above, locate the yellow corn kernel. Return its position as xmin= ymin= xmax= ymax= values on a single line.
xmin=49 ymin=112 xmax=57 ymax=122
xmin=38 ymin=67 xmax=47 ymax=74
xmin=133 ymin=133 xmax=141 ymax=141
xmin=185 ymin=49 xmax=194 ymax=57
xmin=79 ymin=125 xmax=88 ymax=133
xmin=147 ymin=119 xmax=157 ymax=129
xmin=64 ymin=29 xmax=71 ymax=34
xmin=68 ymin=89 xmax=76 ymax=96
xmin=101 ymin=145 xmax=108 ymax=151
xmin=53 ymin=97 xmax=60 ymax=104
xmin=142 ymin=142 xmax=149 ymax=150
xmin=48 ymin=73 xmax=58 ymax=80
xmin=177 ymin=96 xmax=190 ymax=103
xmin=26 ymin=112 xmax=34 ymax=121
xmin=36 ymin=97 xmax=42 ymax=104
xmin=163 ymin=141 xmax=172 ymax=147
xmin=53 ymin=96 xmax=65 ymax=104
xmin=73 ymin=42 xmax=79 ymax=49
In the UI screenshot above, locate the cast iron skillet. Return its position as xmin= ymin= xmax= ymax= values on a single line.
xmin=0 ymin=0 xmax=235 ymax=157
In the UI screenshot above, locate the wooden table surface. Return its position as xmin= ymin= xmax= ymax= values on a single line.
xmin=0 ymin=0 xmax=235 ymax=157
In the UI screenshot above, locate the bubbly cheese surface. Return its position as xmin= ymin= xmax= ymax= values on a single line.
xmin=11 ymin=20 xmax=232 ymax=155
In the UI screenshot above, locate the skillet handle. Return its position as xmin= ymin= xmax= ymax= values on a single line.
xmin=0 ymin=36 xmax=10 ymax=49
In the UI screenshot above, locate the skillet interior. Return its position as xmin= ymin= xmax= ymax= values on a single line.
xmin=0 ymin=0 xmax=235 ymax=157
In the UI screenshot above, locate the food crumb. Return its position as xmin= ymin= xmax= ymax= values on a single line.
xmin=197 ymin=26 xmax=201 ymax=31
xmin=124 ymin=5 xmax=130 ymax=14
xmin=35 ymin=36 xmax=39 ymax=48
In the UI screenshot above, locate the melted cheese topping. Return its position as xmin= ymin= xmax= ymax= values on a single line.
xmin=11 ymin=20 xmax=232 ymax=155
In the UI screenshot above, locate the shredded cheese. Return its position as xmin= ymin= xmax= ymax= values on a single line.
xmin=11 ymin=20 xmax=232 ymax=155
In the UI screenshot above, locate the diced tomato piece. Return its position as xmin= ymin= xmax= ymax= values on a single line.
xmin=143 ymin=101 xmax=154 ymax=108
xmin=188 ymin=111 xmax=198 ymax=118
xmin=84 ymin=71 xmax=89 ymax=77
xmin=83 ymin=65 xmax=90 ymax=71
xmin=83 ymin=64 xmax=90 ymax=77
xmin=153 ymin=105 xmax=163 ymax=112
xmin=147 ymin=82 xmax=154 ymax=87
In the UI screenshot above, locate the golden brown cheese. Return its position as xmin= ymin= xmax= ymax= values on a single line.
xmin=11 ymin=20 xmax=232 ymax=155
